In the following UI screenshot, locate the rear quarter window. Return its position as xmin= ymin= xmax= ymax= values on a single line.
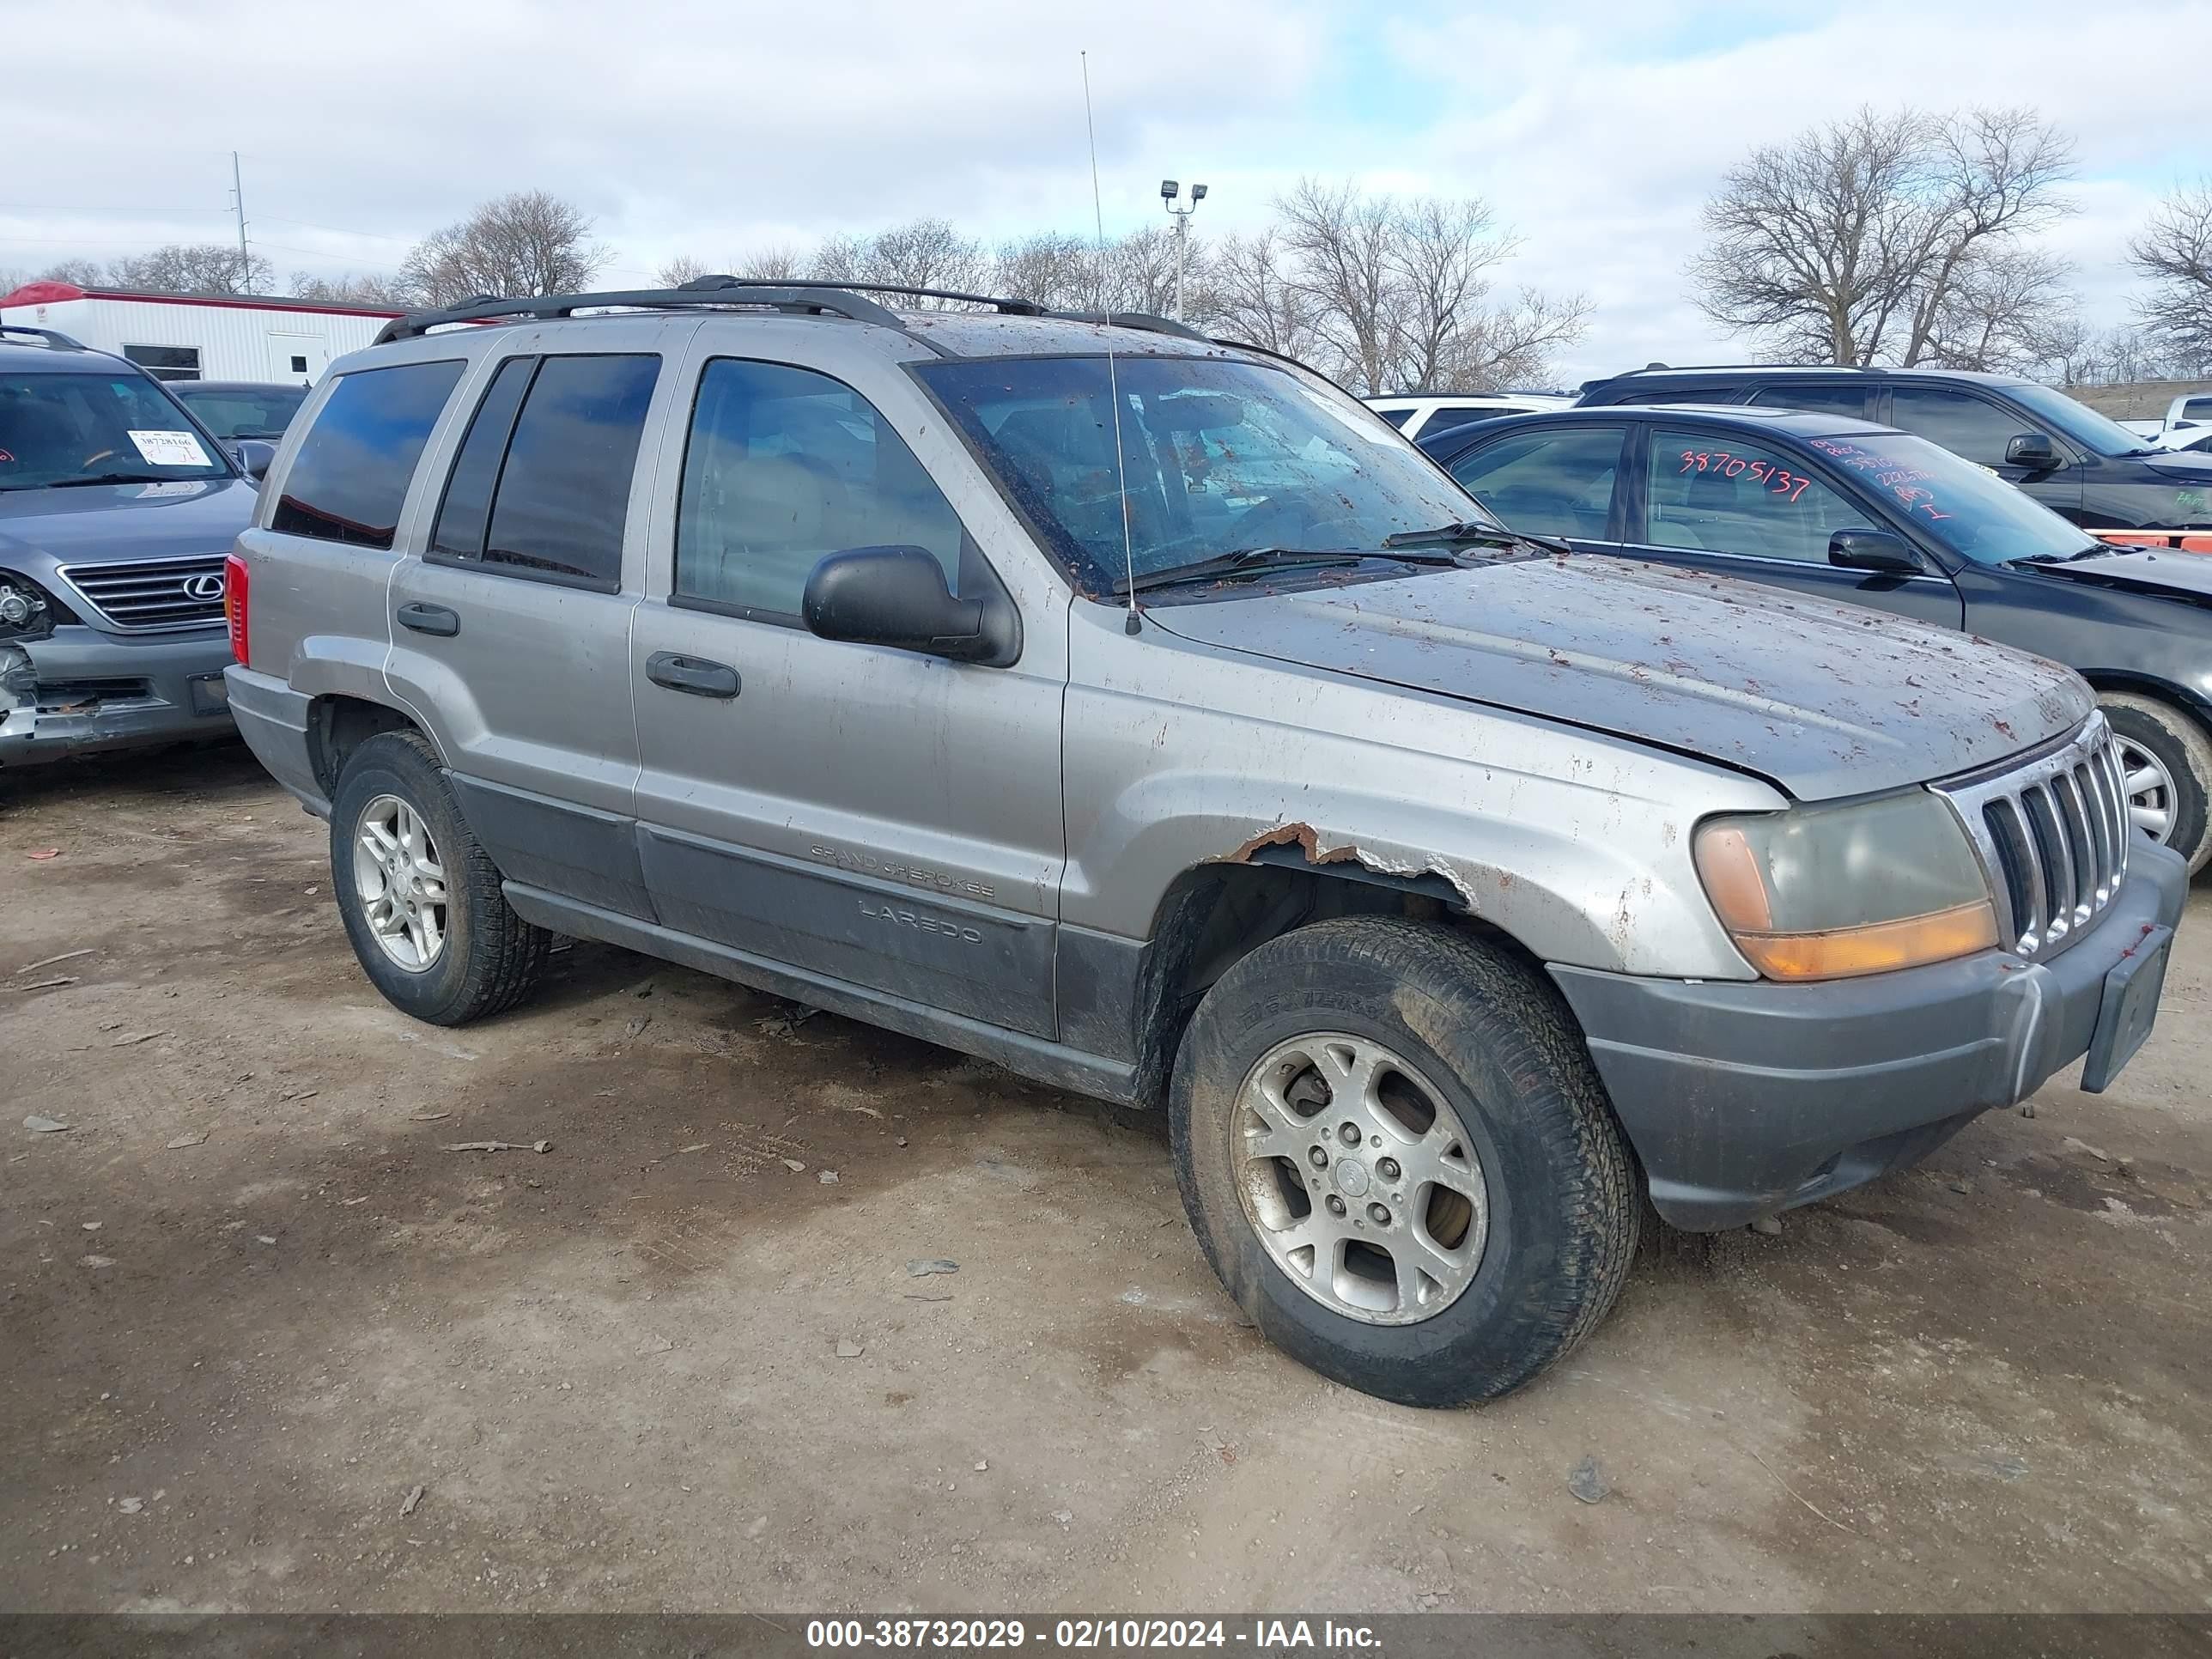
xmin=272 ymin=361 xmax=465 ymax=549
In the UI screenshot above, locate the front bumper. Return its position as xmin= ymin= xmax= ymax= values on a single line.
xmin=0 ymin=624 xmax=236 ymax=768
xmin=1550 ymin=841 xmax=2190 ymax=1231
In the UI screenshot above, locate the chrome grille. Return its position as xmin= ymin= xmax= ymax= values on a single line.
xmin=1933 ymin=712 xmax=2129 ymax=962
xmin=57 ymin=555 xmax=228 ymax=632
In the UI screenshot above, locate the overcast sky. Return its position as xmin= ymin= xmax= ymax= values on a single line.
xmin=5 ymin=0 xmax=2208 ymax=385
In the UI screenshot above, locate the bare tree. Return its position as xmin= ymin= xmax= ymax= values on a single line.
xmin=1918 ymin=245 xmax=2076 ymax=373
xmin=733 ymin=246 xmax=803 ymax=283
xmin=289 ymin=270 xmax=412 ymax=307
xmin=35 ymin=258 xmax=108 ymax=288
xmin=107 ymin=242 xmax=274 ymax=295
xmin=2130 ymin=178 xmax=2212 ymax=371
xmin=1210 ymin=229 xmax=1321 ymax=359
xmin=655 ymin=253 xmax=708 ymax=288
xmin=402 ymin=191 xmax=610 ymax=307
xmin=1690 ymin=106 xmax=2075 ymax=366
xmin=994 ymin=232 xmax=1095 ymax=311
xmin=1273 ymin=178 xmax=1583 ymax=394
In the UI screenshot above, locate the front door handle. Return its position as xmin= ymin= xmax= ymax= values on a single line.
xmin=397 ymin=602 xmax=460 ymax=637
xmin=647 ymin=652 xmax=740 ymax=699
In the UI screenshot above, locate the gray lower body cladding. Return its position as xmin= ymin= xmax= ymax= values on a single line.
xmin=3 ymin=624 xmax=235 ymax=766
xmin=1551 ymin=841 xmax=2190 ymax=1231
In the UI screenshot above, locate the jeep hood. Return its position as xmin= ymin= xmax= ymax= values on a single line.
xmin=1147 ymin=555 xmax=2092 ymax=801
xmin=0 ymin=477 xmax=258 ymax=568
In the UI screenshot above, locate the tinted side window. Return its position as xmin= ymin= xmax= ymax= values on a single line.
xmin=1747 ymin=383 xmax=1872 ymax=420
xmin=1446 ymin=427 xmax=1622 ymax=539
xmin=430 ymin=356 xmax=534 ymax=562
xmin=1431 ymin=403 xmax=1528 ymax=427
xmin=1644 ymin=429 xmax=1868 ymax=562
xmin=675 ymin=359 xmax=966 ymax=619
xmin=1887 ymin=387 xmax=2027 ymax=467
xmin=1374 ymin=406 xmax=1417 ymax=430
xmin=273 ymin=361 xmax=465 ymax=548
xmin=481 ymin=355 xmax=660 ymax=589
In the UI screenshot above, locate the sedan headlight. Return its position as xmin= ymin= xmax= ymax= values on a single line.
xmin=0 ymin=570 xmax=52 ymax=633
xmin=1693 ymin=791 xmax=1998 ymax=981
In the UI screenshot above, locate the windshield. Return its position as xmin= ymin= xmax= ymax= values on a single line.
xmin=915 ymin=355 xmax=1490 ymax=593
xmin=1802 ymin=430 xmax=2093 ymax=565
xmin=0 ymin=371 xmax=229 ymax=489
xmin=2005 ymin=381 xmax=2154 ymax=458
xmin=172 ymin=383 xmax=307 ymax=441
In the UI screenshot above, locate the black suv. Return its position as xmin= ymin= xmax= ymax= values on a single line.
xmin=1419 ymin=404 xmax=2212 ymax=874
xmin=1574 ymin=365 xmax=2212 ymax=550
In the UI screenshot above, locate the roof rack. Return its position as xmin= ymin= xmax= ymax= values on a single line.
xmin=374 ymin=278 xmax=1224 ymax=349
xmin=1609 ymin=362 xmax=1873 ymax=376
xmin=374 ymin=276 xmax=1073 ymax=345
xmin=0 ymin=323 xmax=88 ymax=350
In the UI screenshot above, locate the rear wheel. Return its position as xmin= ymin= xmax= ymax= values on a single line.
xmin=2100 ymin=693 xmax=2212 ymax=875
xmin=329 ymin=730 xmax=550 ymax=1024
xmin=1170 ymin=917 xmax=1640 ymax=1407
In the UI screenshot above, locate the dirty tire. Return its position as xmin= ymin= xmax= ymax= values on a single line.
xmin=329 ymin=729 xmax=549 ymax=1024
xmin=1170 ymin=917 xmax=1640 ymax=1407
xmin=2100 ymin=691 xmax=2212 ymax=875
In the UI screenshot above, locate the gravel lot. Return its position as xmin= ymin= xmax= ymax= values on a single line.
xmin=3 ymin=743 xmax=2208 ymax=1614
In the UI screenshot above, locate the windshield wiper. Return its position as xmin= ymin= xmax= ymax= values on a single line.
xmin=45 ymin=471 xmax=190 ymax=489
xmin=1382 ymin=519 xmax=1572 ymax=556
xmin=1116 ymin=546 xmax=1461 ymax=595
xmin=2015 ymin=544 xmax=2120 ymax=565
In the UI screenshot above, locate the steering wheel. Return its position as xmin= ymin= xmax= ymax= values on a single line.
xmin=78 ymin=448 xmax=118 ymax=471
xmin=1235 ymin=497 xmax=1364 ymax=548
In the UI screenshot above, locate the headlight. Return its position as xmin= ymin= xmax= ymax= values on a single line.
xmin=1693 ymin=791 xmax=1998 ymax=981
xmin=0 ymin=572 xmax=50 ymax=632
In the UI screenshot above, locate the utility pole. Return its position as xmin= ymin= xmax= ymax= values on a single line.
xmin=231 ymin=152 xmax=250 ymax=292
xmin=1159 ymin=179 xmax=1206 ymax=321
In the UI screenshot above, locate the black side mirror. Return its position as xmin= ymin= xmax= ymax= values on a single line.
xmin=2005 ymin=432 xmax=2059 ymax=471
xmin=803 ymin=545 xmax=1020 ymax=666
xmin=232 ymin=439 xmax=276 ymax=482
xmin=1828 ymin=528 xmax=1929 ymax=575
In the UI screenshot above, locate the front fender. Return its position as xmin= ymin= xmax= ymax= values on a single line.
xmin=1060 ymin=643 xmax=1780 ymax=980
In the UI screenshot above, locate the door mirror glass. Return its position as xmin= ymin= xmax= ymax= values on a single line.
xmin=803 ymin=544 xmax=1018 ymax=666
xmin=1828 ymin=528 xmax=1929 ymax=574
xmin=2004 ymin=432 xmax=2060 ymax=471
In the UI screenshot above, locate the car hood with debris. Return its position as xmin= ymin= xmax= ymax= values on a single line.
xmin=1147 ymin=553 xmax=2091 ymax=802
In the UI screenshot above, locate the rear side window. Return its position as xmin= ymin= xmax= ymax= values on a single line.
xmin=1747 ymin=383 xmax=1872 ymax=420
xmin=428 ymin=354 xmax=659 ymax=589
xmin=674 ymin=358 xmax=966 ymax=620
xmin=272 ymin=361 xmax=465 ymax=549
xmin=1446 ymin=426 xmax=1623 ymax=539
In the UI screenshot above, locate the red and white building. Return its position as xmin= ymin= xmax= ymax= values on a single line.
xmin=0 ymin=281 xmax=403 ymax=384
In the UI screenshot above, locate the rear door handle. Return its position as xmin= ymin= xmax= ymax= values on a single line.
xmin=647 ymin=652 xmax=740 ymax=699
xmin=397 ymin=602 xmax=460 ymax=637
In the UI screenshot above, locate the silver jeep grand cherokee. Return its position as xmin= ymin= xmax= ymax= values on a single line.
xmin=222 ymin=280 xmax=2188 ymax=1407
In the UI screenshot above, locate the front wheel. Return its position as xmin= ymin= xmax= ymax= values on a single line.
xmin=329 ymin=730 xmax=550 ymax=1024
xmin=1170 ymin=917 xmax=1640 ymax=1407
xmin=2100 ymin=692 xmax=2212 ymax=876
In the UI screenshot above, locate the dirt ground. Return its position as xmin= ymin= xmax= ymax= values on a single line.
xmin=3 ymin=742 xmax=2208 ymax=1616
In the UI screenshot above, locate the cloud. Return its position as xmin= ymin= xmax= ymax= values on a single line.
xmin=6 ymin=0 xmax=2208 ymax=383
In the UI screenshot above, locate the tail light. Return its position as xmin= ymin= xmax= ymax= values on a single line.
xmin=223 ymin=552 xmax=250 ymax=667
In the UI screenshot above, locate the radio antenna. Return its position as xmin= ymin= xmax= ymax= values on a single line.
xmin=1082 ymin=50 xmax=1142 ymax=635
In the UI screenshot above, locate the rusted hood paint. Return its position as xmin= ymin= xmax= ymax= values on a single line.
xmin=1147 ymin=556 xmax=2092 ymax=801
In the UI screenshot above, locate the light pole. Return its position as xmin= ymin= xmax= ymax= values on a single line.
xmin=1160 ymin=179 xmax=1206 ymax=322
